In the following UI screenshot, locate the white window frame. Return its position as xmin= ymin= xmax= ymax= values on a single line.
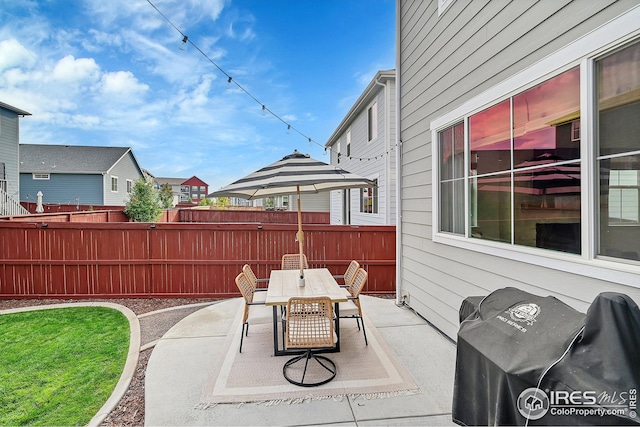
xmin=111 ymin=176 xmax=118 ymax=192
xmin=360 ymin=178 xmax=379 ymax=214
xmin=430 ymin=7 xmax=640 ymax=287
xmin=346 ymin=129 xmax=351 ymax=156
xmin=33 ymin=173 xmax=50 ymax=180
xmin=126 ymin=179 xmax=133 ymax=194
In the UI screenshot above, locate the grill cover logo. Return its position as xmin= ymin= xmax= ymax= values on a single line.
xmin=508 ymin=303 xmax=541 ymax=325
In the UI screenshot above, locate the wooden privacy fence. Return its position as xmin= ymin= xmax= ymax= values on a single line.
xmin=0 ymin=221 xmax=395 ymax=299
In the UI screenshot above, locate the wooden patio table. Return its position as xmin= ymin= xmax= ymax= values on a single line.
xmin=265 ymin=268 xmax=348 ymax=356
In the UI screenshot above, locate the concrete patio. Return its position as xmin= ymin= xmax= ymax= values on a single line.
xmin=145 ymin=295 xmax=458 ymax=426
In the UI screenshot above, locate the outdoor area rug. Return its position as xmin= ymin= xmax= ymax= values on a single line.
xmin=198 ymin=307 xmax=421 ymax=406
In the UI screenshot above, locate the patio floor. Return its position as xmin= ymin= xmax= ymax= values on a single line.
xmin=144 ymin=295 xmax=458 ymax=426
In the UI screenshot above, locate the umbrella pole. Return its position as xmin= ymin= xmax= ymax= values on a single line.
xmin=296 ymin=185 xmax=304 ymax=280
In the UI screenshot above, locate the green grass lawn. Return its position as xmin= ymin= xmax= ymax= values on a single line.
xmin=0 ymin=306 xmax=130 ymax=426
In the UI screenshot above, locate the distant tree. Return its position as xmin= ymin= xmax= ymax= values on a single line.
xmin=159 ymin=184 xmax=174 ymax=209
xmin=124 ymin=178 xmax=163 ymax=222
xmin=198 ymin=198 xmax=215 ymax=206
xmin=216 ymin=197 xmax=229 ymax=209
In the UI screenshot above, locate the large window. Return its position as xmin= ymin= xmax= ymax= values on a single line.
xmin=597 ymin=42 xmax=640 ymax=261
xmin=439 ymin=67 xmax=582 ymax=253
xmin=436 ymin=39 xmax=640 ymax=264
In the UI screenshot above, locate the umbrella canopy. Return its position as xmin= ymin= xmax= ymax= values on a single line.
xmin=209 ymin=150 xmax=376 ymax=199
xmin=209 ymin=150 xmax=376 ymax=279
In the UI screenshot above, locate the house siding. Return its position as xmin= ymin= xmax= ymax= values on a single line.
xmin=291 ymin=192 xmax=330 ymax=212
xmin=328 ymin=74 xmax=396 ymax=226
xmin=104 ymin=151 xmax=143 ymax=205
xmin=0 ymin=108 xmax=20 ymax=198
xmin=399 ymin=0 xmax=640 ymax=340
xmin=20 ymin=173 xmax=104 ymax=205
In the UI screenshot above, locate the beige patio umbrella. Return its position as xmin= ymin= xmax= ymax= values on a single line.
xmin=208 ymin=150 xmax=376 ymax=282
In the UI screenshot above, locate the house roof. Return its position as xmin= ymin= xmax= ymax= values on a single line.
xmin=325 ymin=69 xmax=395 ymax=148
xmin=19 ymin=144 xmax=135 ymax=174
xmin=0 ymin=101 xmax=31 ymax=116
xmin=182 ymin=176 xmax=208 ymax=186
xmin=155 ymin=177 xmax=188 ymax=186
xmin=155 ymin=176 xmax=208 ymax=186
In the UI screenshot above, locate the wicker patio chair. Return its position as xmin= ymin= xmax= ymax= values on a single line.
xmin=242 ymin=264 xmax=268 ymax=303
xmin=283 ymin=296 xmax=337 ymax=387
xmin=339 ymin=267 xmax=368 ymax=345
xmin=281 ymin=253 xmax=309 ymax=270
xmin=234 ymin=271 xmax=272 ymax=353
xmin=333 ymin=260 xmax=360 ymax=287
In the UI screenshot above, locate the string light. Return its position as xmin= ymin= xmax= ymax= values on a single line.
xmin=179 ymin=35 xmax=188 ymax=50
xmin=145 ymin=0 xmax=394 ymax=163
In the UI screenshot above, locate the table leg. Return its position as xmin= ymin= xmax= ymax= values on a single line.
xmin=272 ymin=305 xmax=279 ymax=357
xmin=334 ymin=302 xmax=340 ymax=352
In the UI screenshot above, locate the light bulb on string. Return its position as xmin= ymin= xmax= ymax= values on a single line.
xmin=179 ymin=35 xmax=188 ymax=50
xmin=287 ymin=124 xmax=291 ymax=135
xmin=261 ymin=105 xmax=266 ymax=116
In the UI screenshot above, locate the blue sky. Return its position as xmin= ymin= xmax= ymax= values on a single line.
xmin=0 ymin=0 xmax=395 ymax=192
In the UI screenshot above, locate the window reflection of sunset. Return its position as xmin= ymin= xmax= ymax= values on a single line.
xmin=469 ymin=67 xmax=580 ymax=152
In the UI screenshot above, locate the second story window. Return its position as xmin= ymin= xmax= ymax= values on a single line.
xmin=111 ymin=176 xmax=118 ymax=192
xmin=346 ymin=129 xmax=351 ymax=156
xmin=126 ymin=179 xmax=133 ymax=194
xmin=368 ymin=101 xmax=378 ymax=141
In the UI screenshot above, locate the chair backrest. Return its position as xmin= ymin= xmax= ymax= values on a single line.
xmin=281 ymin=253 xmax=309 ymax=270
xmin=347 ymin=268 xmax=368 ymax=298
xmin=285 ymin=296 xmax=335 ymax=349
xmin=234 ymin=272 xmax=255 ymax=303
xmin=343 ymin=260 xmax=360 ymax=286
xmin=242 ymin=264 xmax=258 ymax=288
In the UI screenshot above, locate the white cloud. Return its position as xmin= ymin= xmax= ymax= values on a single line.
xmin=68 ymin=114 xmax=101 ymax=129
xmin=100 ymin=70 xmax=149 ymax=97
xmin=52 ymin=55 xmax=101 ymax=83
xmin=0 ymin=39 xmax=37 ymax=71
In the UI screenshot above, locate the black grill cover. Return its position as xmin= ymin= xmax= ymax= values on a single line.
xmin=539 ymin=292 xmax=640 ymax=425
xmin=453 ymin=288 xmax=640 ymax=426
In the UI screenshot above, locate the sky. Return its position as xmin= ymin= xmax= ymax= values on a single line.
xmin=0 ymin=0 xmax=396 ymax=193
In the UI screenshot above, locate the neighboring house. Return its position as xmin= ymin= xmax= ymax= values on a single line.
xmin=397 ymin=1 xmax=640 ymax=340
xmin=154 ymin=176 xmax=209 ymax=204
xmin=251 ymin=192 xmax=330 ymax=213
xmin=0 ymin=101 xmax=31 ymax=216
xmin=19 ymin=144 xmax=145 ymax=207
xmin=325 ymin=70 xmax=396 ymax=225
